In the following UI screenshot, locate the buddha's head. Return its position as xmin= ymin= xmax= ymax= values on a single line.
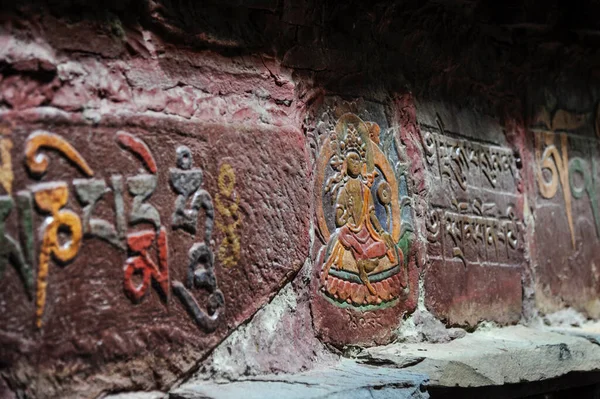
xmin=341 ymin=124 xmax=366 ymax=178
xmin=346 ymin=151 xmax=363 ymax=178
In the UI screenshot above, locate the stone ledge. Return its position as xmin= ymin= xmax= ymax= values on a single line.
xmin=170 ymin=325 xmax=600 ymax=398
xmin=362 ymin=325 xmax=600 ymax=388
xmin=169 ymin=360 xmax=429 ymax=399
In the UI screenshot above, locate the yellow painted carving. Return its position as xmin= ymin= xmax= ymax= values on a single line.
xmin=532 ymin=107 xmax=586 ymax=249
xmin=534 ymin=131 xmax=575 ymax=249
xmin=314 ymin=114 xmax=404 ymax=304
xmin=25 ymin=131 xmax=94 ymax=178
xmin=215 ymin=164 xmax=241 ymax=268
xmin=33 ymin=182 xmax=83 ymax=328
xmin=0 ymin=138 xmax=14 ymax=194
xmin=315 ymin=118 xmax=401 ymax=243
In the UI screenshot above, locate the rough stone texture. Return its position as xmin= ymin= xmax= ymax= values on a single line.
xmin=174 ymin=324 xmax=600 ymax=398
xmin=0 ymin=10 xmax=309 ymax=397
xmin=171 ymin=359 xmax=429 ymax=399
xmin=551 ymin=321 xmax=600 ymax=346
xmin=191 ymin=281 xmax=338 ymax=381
xmin=414 ymin=101 xmax=526 ymax=327
xmin=2 ymin=0 xmax=600 ymax=397
xmin=396 ymin=310 xmax=467 ymax=344
xmin=308 ymin=97 xmax=419 ymax=347
xmin=0 ymin=114 xmax=309 ymax=398
xmin=527 ymin=88 xmax=600 ymax=319
xmin=543 ymin=308 xmax=589 ymax=328
xmin=364 ymin=325 xmax=600 ymax=388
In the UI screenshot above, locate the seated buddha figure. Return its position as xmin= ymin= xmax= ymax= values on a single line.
xmin=323 ymin=123 xmax=397 ymax=296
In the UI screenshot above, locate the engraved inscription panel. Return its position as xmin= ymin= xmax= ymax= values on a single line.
xmin=420 ymin=115 xmax=525 ymax=326
xmin=0 ymin=117 xmax=309 ymax=388
xmin=530 ymin=105 xmax=600 ymax=316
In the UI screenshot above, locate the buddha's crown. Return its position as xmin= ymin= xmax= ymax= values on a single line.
xmin=340 ymin=124 xmax=366 ymax=159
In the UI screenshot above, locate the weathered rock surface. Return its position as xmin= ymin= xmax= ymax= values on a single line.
xmin=0 ymin=14 xmax=310 ymax=395
xmin=3 ymin=0 xmax=600 ymax=397
xmin=527 ymin=90 xmax=600 ymax=319
xmin=364 ymin=325 xmax=600 ymax=388
xmin=171 ymin=359 xmax=429 ymax=399
xmin=191 ymin=282 xmax=338 ymax=381
xmin=415 ymin=102 xmax=526 ymax=328
xmin=172 ymin=325 xmax=600 ymax=398
xmin=396 ymin=310 xmax=467 ymax=344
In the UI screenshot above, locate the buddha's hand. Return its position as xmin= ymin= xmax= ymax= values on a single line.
xmin=381 ymin=232 xmax=394 ymax=249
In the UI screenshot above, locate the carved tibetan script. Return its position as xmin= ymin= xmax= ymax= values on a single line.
xmin=528 ymin=105 xmax=600 ymax=313
xmin=0 ymin=117 xmax=309 ymax=393
xmin=0 ymin=128 xmax=227 ymax=331
xmin=420 ymin=117 xmax=524 ymax=269
xmin=531 ymin=107 xmax=600 ymax=249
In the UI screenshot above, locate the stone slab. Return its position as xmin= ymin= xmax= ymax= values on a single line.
xmin=413 ymin=102 xmax=525 ymax=327
xmin=174 ymin=325 xmax=600 ymax=398
xmin=171 ymin=359 xmax=429 ymax=399
xmin=550 ymin=322 xmax=600 ymax=345
xmin=309 ymin=100 xmax=419 ymax=347
xmin=527 ymin=101 xmax=600 ymax=317
xmin=523 ymin=90 xmax=600 ymax=319
xmin=0 ymin=111 xmax=309 ymax=397
xmin=424 ymin=261 xmax=523 ymax=326
xmin=363 ymin=325 xmax=600 ymax=388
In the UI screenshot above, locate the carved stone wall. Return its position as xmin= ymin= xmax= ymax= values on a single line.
xmin=1 ymin=1 xmax=600 ymax=397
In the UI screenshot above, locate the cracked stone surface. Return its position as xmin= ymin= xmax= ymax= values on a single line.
xmin=168 ymin=325 xmax=600 ymax=398
xmin=550 ymin=321 xmax=600 ymax=346
xmin=189 ymin=282 xmax=338 ymax=382
xmin=363 ymin=325 xmax=600 ymax=388
xmin=395 ymin=310 xmax=467 ymax=344
xmin=171 ymin=359 xmax=429 ymax=399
